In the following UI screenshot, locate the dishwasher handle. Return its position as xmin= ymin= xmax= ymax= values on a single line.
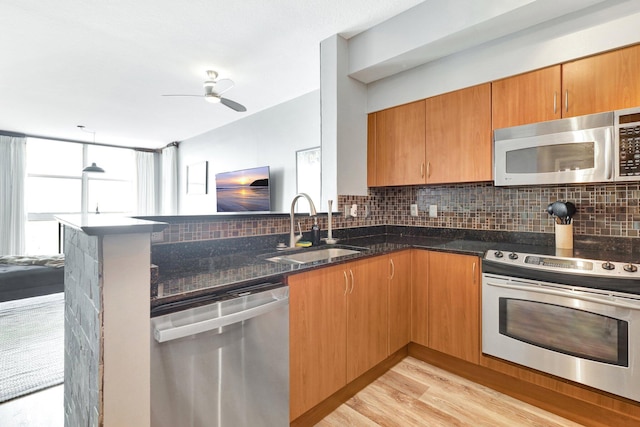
xmin=154 ymin=295 xmax=288 ymax=343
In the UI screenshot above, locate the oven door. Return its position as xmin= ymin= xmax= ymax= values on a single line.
xmin=482 ymin=273 xmax=640 ymax=402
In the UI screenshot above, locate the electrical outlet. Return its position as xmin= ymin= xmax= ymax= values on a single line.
xmin=350 ymin=204 xmax=358 ymax=217
xmin=151 ymin=230 xmax=164 ymax=243
xmin=410 ymin=204 xmax=418 ymax=217
xmin=429 ymin=205 xmax=438 ymax=218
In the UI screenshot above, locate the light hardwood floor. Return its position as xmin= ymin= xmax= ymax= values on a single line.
xmin=0 ymin=358 xmax=584 ymax=427
xmin=317 ymin=357 xmax=584 ymax=427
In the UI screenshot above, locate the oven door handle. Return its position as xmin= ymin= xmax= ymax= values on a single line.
xmin=485 ymin=280 xmax=640 ymax=310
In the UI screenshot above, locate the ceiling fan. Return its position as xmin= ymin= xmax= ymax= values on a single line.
xmin=162 ymin=70 xmax=247 ymax=112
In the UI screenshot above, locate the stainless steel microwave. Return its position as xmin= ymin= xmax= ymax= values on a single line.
xmin=493 ymin=107 xmax=640 ymax=186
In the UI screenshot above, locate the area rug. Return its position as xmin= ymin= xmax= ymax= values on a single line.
xmin=0 ymin=292 xmax=64 ymax=403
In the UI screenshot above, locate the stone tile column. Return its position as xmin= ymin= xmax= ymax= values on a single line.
xmin=58 ymin=215 xmax=167 ymax=427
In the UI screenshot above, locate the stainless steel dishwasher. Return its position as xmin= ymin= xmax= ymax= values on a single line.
xmin=150 ymin=282 xmax=289 ymax=427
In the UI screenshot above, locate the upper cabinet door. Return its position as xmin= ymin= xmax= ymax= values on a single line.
xmin=563 ymin=44 xmax=640 ymax=117
xmin=372 ymin=100 xmax=426 ymax=186
xmin=367 ymin=113 xmax=378 ymax=187
xmin=425 ymin=83 xmax=492 ymax=184
xmin=492 ymin=65 xmax=562 ymax=129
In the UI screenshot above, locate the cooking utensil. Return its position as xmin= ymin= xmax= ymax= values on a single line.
xmin=546 ymin=203 xmax=554 ymax=216
xmin=565 ymin=202 xmax=576 ymax=224
xmin=551 ymin=201 xmax=568 ymax=224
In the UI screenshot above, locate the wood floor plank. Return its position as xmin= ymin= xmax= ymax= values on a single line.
xmin=316 ymin=357 xmax=584 ymax=427
xmin=374 ymin=369 xmax=429 ymax=400
xmin=316 ymin=404 xmax=380 ymax=427
xmin=405 ymin=359 xmax=583 ymax=427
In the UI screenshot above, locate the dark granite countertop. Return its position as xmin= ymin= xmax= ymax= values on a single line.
xmin=57 ymin=214 xmax=168 ymax=236
xmin=151 ymin=226 xmax=640 ymax=312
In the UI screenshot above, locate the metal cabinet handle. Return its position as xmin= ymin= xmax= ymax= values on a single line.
xmin=343 ymin=270 xmax=349 ymax=295
xmin=390 ymin=258 xmax=395 ymax=280
xmin=349 ymin=269 xmax=355 ymax=294
xmin=427 ymin=162 xmax=431 ymax=178
xmin=565 ymin=89 xmax=568 ymax=113
xmin=553 ymin=91 xmax=557 ymax=114
xmin=420 ymin=162 xmax=425 ymax=178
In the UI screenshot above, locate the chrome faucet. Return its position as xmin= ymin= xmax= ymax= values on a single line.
xmin=290 ymin=193 xmax=317 ymax=248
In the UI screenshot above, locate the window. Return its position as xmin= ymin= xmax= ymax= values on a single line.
xmin=25 ymin=139 xmax=135 ymax=254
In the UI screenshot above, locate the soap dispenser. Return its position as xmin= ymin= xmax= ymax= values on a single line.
xmin=311 ymin=217 xmax=320 ymax=246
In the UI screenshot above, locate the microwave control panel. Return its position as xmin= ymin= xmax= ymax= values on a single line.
xmin=616 ymin=108 xmax=640 ymax=178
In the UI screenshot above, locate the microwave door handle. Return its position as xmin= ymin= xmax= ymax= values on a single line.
xmin=606 ymin=131 xmax=613 ymax=180
xmin=485 ymin=281 xmax=640 ymax=310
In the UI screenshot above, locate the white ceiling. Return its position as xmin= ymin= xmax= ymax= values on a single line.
xmin=2 ymin=0 xmax=626 ymax=150
xmin=1 ymin=0 xmax=425 ymax=149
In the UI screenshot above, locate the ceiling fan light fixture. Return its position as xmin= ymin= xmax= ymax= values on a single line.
xmin=205 ymin=94 xmax=221 ymax=103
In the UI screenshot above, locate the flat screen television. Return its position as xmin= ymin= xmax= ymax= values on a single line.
xmin=215 ymin=166 xmax=271 ymax=212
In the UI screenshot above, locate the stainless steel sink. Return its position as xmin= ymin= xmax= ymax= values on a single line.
xmin=265 ymin=247 xmax=362 ymax=265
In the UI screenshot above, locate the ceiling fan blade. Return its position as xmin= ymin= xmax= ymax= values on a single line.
xmin=161 ymin=94 xmax=204 ymax=97
xmin=220 ymin=97 xmax=247 ymax=112
xmin=214 ymin=79 xmax=235 ymax=95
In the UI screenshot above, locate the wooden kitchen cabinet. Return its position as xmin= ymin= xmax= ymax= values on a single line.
xmin=410 ymin=249 xmax=429 ymax=347
xmin=369 ymin=85 xmax=492 ymax=186
xmin=288 ymin=263 xmax=348 ymax=421
xmin=388 ymin=250 xmax=412 ymax=354
xmin=346 ymin=256 xmax=389 ymax=382
xmin=427 ymin=251 xmax=481 ymax=364
xmin=369 ymin=100 xmax=426 ymax=187
xmin=563 ymin=43 xmax=640 ymax=117
xmin=425 ymin=83 xmax=492 ymax=184
xmin=492 ymin=65 xmax=562 ymax=129
xmin=367 ymin=113 xmax=378 ymax=187
xmin=492 ymin=44 xmax=640 ymax=128
xmin=288 ymin=255 xmax=389 ymax=420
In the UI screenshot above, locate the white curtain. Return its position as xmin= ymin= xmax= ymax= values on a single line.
xmin=135 ymin=151 xmax=156 ymax=215
xmin=161 ymin=144 xmax=178 ymax=215
xmin=0 ymin=135 xmax=27 ymax=255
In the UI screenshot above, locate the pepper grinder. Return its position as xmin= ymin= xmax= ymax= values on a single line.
xmin=311 ymin=217 xmax=320 ymax=246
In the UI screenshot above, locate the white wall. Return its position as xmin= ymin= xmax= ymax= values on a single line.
xmin=177 ymin=1 xmax=640 ymax=215
xmin=178 ymin=91 xmax=320 ymax=214
xmin=321 ymin=35 xmax=369 ymax=205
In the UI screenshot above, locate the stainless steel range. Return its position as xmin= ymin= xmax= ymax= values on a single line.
xmin=482 ymin=249 xmax=640 ymax=402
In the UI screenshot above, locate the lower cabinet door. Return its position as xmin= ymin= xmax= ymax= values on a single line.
xmin=346 ymin=256 xmax=389 ymax=382
xmin=427 ymin=251 xmax=481 ymax=364
xmin=389 ymin=250 xmax=412 ymax=354
xmin=288 ymin=264 xmax=348 ymax=421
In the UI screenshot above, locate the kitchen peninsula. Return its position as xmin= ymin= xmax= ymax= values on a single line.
xmin=58 ymin=210 xmax=640 ymax=427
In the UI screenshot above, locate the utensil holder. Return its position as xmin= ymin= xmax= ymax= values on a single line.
xmin=555 ymin=223 xmax=573 ymax=249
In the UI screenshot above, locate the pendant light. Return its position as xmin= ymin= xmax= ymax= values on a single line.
xmin=83 ymin=162 xmax=105 ymax=173
xmin=78 ymin=125 xmax=105 ymax=173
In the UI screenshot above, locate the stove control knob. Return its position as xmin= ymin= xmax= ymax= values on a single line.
xmin=494 ymin=251 xmax=503 ymax=258
xmin=623 ymin=263 xmax=638 ymax=273
xmin=508 ymin=252 xmax=518 ymax=260
xmin=602 ymin=261 xmax=615 ymax=271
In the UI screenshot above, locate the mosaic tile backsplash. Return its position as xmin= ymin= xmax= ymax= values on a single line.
xmin=154 ymin=182 xmax=640 ymax=244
